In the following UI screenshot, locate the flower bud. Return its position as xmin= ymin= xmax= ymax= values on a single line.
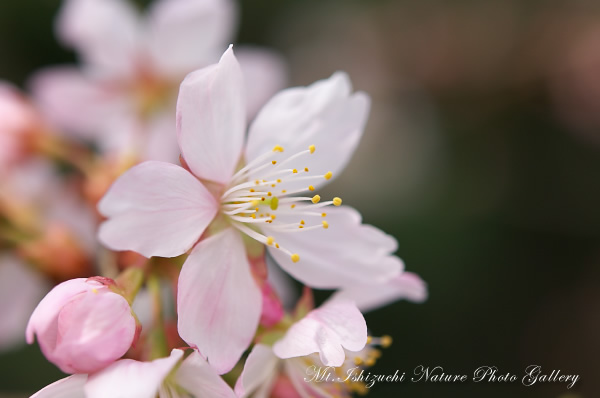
xmin=26 ymin=278 xmax=138 ymax=374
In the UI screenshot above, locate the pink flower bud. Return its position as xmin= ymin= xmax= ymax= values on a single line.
xmin=26 ymin=278 xmax=138 ymax=374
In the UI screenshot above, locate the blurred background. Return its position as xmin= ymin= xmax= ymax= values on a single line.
xmin=1 ymin=0 xmax=599 ymax=397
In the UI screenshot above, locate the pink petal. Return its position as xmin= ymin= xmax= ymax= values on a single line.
xmin=146 ymin=0 xmax=236 ymax=77
xmin=264 ymin=206 xmax=402 ymax=289
xmin=273 ymin=299 xmax=367 ymax=367
xmin=174 ymin=350 xmax=236 ymax=397
xmin=85 ymin=350 xmax=183 ymax=398
xmin=245 ymin=72 xmax=370 ymax=191
xmin=52 ymin=289 xmax=136 ymax=373
xmin=57 ymin=0 xmax=140 ymax=78
xmin=176 ymin=45 xmax=246 ymax=184
xmin=234 ymin=344 xmax=279 ymax=398
xmin=98 ymin=161 xmax=218 ymax=258
xmin=31 ymin=375 xmax=87 ymax=398
xmin=177 ymin=228 xmax=261 ymax=374
xmin=332 ymin=272 xmax=428 ymax=313
xmin=235 ymin=46 xmax=288 ymax=121
xmin=26 ymin=278 xmax=92 ymax=346
xmin=28 ymin=67 xmax=127 ymax=140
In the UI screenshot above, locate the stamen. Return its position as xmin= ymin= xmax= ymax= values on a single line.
xmin=291 ymin=254 xmax=300 ymax=263
xmin=324 ymin=171 xmax=333 ymax=180
xmin=309 ymin=144 xmax=316 ymax=154
xmin=322 ymin=221 xmax=329 ymax=229
xmin=333 ymin=197 xmax=342 ymax=206
xmin=311 ymin=195 xmax=320 ymax=204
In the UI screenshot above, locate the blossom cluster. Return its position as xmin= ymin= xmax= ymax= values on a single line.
xmin=0 ymin=0 xmax=427 ymax=397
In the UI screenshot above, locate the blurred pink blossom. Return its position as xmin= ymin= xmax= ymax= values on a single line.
xmin=31 ymin=0 xmax=287 ymax=162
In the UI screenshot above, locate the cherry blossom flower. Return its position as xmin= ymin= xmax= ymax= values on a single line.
xmin=30 ymin=349 xmax=236 ymax=398
xmin=31 ymin=0 xmax=286 ymax=162
xmin=235 ymin=299 xmax=383 ymax=398
xmin=26 ymin=277 xmax=139 ymax=374
xmin=98 ymin=46 xmax=403 ymax=373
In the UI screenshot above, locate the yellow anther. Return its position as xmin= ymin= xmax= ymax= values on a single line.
xmin=270 ymin=214 xmax=276 ymax=220
xmin=255 ymin=180 xmax=260 ymax=185
xmin=251 ymin=214 xmax=256 ymax=219
xmin=293 ymin=169 xmax=298 ymax=173
xmin=381 ymin=335 xmax=393 ymax=348
xmin=262 ymin=179 xmax=267 ymax=182
xmin=261 ymin=197 xmax=266 ymax=201
xmin=321 ymin=212 xmax=327 ymax=217
xmin=272 ymin=145 xmax=284 ymax=152
xmin=251 ymin=200 xmax=259 ymax=206
xmin=249 ymin=188 xmax=255 ymax=192
xmin=291 ymin=254 xmax=300 ymax=263
xmin=275 ymin=243 xmax=280 ymax=248
xmin=311 ymin=195 xmax=321 ymax=204
xmin=266 ymin=236 xmax=275 ymax=246
xmin=324 ymin=171 xmax=333 ymax=180
xmin=259 ymin=214 xmax=264 ymax=218
xmin=267 ymin=192 xmax=272 ymax=197
xmin=354 ymin=357 xmax=363 ymax=366
xmin=281 ymin=190 xmax=287 ymax=193
xmin=270 ymin=197 xmax=279 ymax=210
xmin=92 ymin=288 xmax=98 ymax=294
xmin=266 ymin=219 xmax=272 ymax=223
xmin=304 ymin=167 xmax=309 ymax=172
xmin=365 ymin=358 xmax=376 ymax=367
xmin=308 ymin=185 xmax=315 ymax=191
xmin=333 ymin=197 xmax=342 ymax=206
xmin=366 ymin=336 xmax=373 ymax=344
xmin=371 ymin=349 xmax=382 ymax=359
xmin=291 ymin=204 xmax=296 ymax=209
xmin=255 ymin=207 xmax=259 ymax=211
xmin=271 ymin=184 xmax=276 ymax=187
xmin=309 ymin=144 xmax=316 ymax=154
xmin=277 ymin=179 xmax=282 ymax=183
xmin=300 ymin=220 xmax=305 ymax=225
xmin=299 ymin=225 xmax=304 ymax=229
xmin=271 ymin=160 xmax=277 ymax=165
xmin=322 ymin=221 xmax=329 ymax=229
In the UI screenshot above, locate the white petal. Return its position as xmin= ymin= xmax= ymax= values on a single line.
xmin=265 ymin=206 xmax=402 ymax=289
xmin=176 ymin=46 xmax=246 ymax=184
xmin=31 ymin=375 xmax=87 ymax=398
xmin=0 ymin=256 xmax=48 ymax=352
xmin=273 ymin=299 xmax=367 ymax=367
xmin=246 ymin=72 xmax=370 ymax=191
xmin=234 ymin=344 xmax=279 ymax=398
xmin=146 ymin=0 xmax=236 ymax=77
xmin=332 ymin=272 xmax=428 ymax=313
xmin=57 ymin=0 xmax=140 ymax=78
xmin=98 ymin=161 xmax=218 ymax=258
xmin=235 ymin=46 xmax=288 ymax=121
xmin=177 ymin=228 xmax=261 ymax=374
xmin=142 ymin=111 xmax=182 ymax=163
xmin=85 ymin=350 xmax=183 ymax=398
xmin=174 ymin=350 xmax=236 ymax=397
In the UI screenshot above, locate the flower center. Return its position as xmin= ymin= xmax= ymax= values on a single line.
xmin=220 ymin=145 xmax=342 ymax=263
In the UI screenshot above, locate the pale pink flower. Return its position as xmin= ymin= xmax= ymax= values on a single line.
xmin=235 ymin=299 xmax=370 ymax=398
xmin=26 ymin=278 xmax=138 ymax=374
xmin=31 ymin=0 xmax=286 ymax=162
xmin=98 ymin=46 xmax=402 ymax=373
xmin=31 ymin=349 xmax=236 ymax=398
